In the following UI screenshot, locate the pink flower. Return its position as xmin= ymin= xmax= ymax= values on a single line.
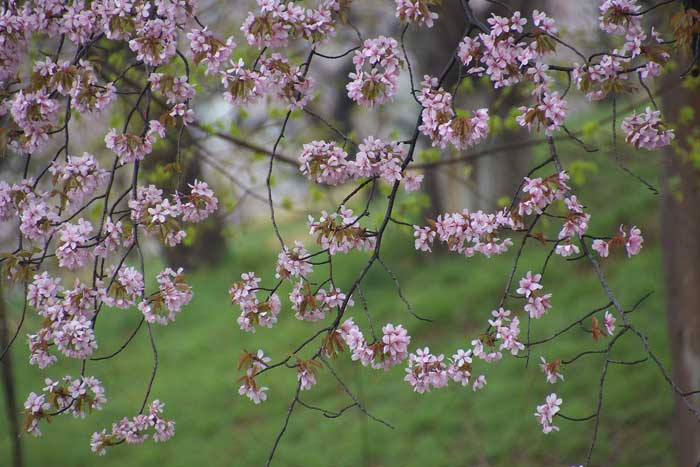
xmin=592 ymin=239 xmax=610 ymax=258
xmin=472 ymin=374 xmax=487 ymax=391
xmin=276 ymin=241 xmax=313 ymax=280
xmin=297 ymin=366 xmax=317 ymax=391
xmin=377 ymin=323 xmax=410 ymax=369
xmin=48 ymin=153 xmax=108 ymax=205
xmin=10 ymin=89 xmax=59 ymax=152
xmin=540 ymin=357 xmax=564 ymax=384
xmin=347 ymin=36 xmax=403 ymax=107
xmin=298 ymin=141 xmax=351 ymax=185
xmin=625 ymin=226 xmax=643 ymax=257
xmin=517 ymin=91 xmax=567 ymax=136
xmin=525 ymin=294 xmax=552 ymax=319
xmin=604 ymin=311 xmax=616 ymax=336
xmin=414 ymin=208 xmax=513 ymax=258
xmin=517 ymin=271 xmax=543 ymax=298
xmin=239 ymin=372 xmax=269 ymax=404
xmin=308 ymin=206 xmax=375 ymax=255
xmin=404 ymin=172 xmax=424 ymax=192
xmin=404 ymin=347 xmax=449 ymax=393
xmin=621 ymin=108 xmax=674 ymax=150
xmin=534 ymin=393 xmax=562 ymax=433
xmin=56 ymin=219 xmax=94 ymax=270
xmin=105 ymin=129 xmax=153 ymax=165
xmin=351 ymin=136 xmax=406 ymax=183
xmin=129 ymin=18 xmax=178 ymax=66
xmin=187 ymin=27 xmax=235 ymax=75
xmin=599 ymin=0 xmax=642 ymax=36
xmin=180 ymin=180 xmax=218 ymax=223
xmin=140 ymin=268 xmax=193 ymax=325
xmin=555 ymin=242 xmax=579 ymax=258
xmin=92 ymin=398 xmax=175 ymax=454
xmin=395 ymin=0 xmax=439 ymax=28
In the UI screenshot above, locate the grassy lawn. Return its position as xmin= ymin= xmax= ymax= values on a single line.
xmin=0 ymin=132 xmax=675 ymax=466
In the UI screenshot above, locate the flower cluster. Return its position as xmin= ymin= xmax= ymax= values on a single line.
xmin=26 ymin=273 xmax=104 ymax=366
xmin=241 ymin=0 xmax=340 ymax=49
xmin=179 ymin=180 xmax=219 ymax=223
xmin=105 ymin=121 xmax=165 ymax=165
xmin=129 ymin=18 xmax=178 ymax=66
xmin=404 ymin=347 xmax=486 ymax=393
xmin=55 ymin=219 xmax=94 ymax=270
xmin=275 ymin=241 xmax=313 ymax=280
xmin=413 ymin=208 xmax=515 ymax=258
xmin=298 ymin=140 xmax=350 ymax=185
xmin=221 ymin=54 xmax=315 ymax=109
xmin=347 ymin=36 xmax=403 ymax=107
xmin=139 ymin=268 xmax=193 ymax=325
xmin=296 ymin=359 xmax=322 ymax=391
xmin=539 ymin=358 xmax=564 ymax=384
xmin=220 ymin=59 xmax=267 ymax=105
xmin=394 ymin=0 xmax=439 ymax=28
xmin=229 ymin=273 xmax=281 ymax=333
xmin=90 ymin=400 xmax=175 ymax=455
xmin=490 ymin=308 xmax=526 ymax=355
xmin=9 ymin=89 xmax=60 ymax=153
xmin=128 ymin=182 xmax=217 ymax=247
xmin=148 ymin=73 xmax=196 ymax=125
xmin=48 ymin=153 xmax=109 ymax=205
xmin=104 ymin=266 xmax=145 ymax=309
xmin=24 ymin=375 xmax=106 ymax=436
xmin=18 ymin=192 xmax=61 ymax=242
xmin=621 ymin=107 xmax=675 ymax=150
xmin=336 ymin=319 xmax=411 ymax=370
xmin=534 ymin=393 xmax=562 ymax=433
xmin=518 ymin=172 xmax=571 ymax=217
xmin=187 ymin=27 xmax=235 ymax=75
xmin=516 ymin=90 xmax=567 ymax=136
xmin=308 ymin=206 xmax=376 ymax=255
xmin=237 ymin=349 xmax=271 ymax=404
xmin=599 ymin=0 xmax=642 ymax=36
xmin=290 ymin=282 xmax=352 ymax=322
xmin=352 ymin=136 xmax=407 ymax=183
xmin=417 ymin=75 xmax=490 ymax=149
xmin=517 ymin=272 xmax=553 ymax=319
xmin=298 ymin=137 xmax=409 ymax=186
xmin=592 ymin=225 xmax=643 ymax=258
xmin=261 ymin=54 xmax=316 ymax=109
xmin=457 ymin=11 xmax=558 ymax=89
xmin=574 ymin=1 xmax=670 ymax=101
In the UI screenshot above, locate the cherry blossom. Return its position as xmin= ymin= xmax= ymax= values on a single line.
xmin=91 ymin=399 xmax=175 ymax=455
xmin=534 ymin=393 xmax=562 ymax=433
xmin=621 ymin=107 xmax=675 ymax=150
xmin=395 ymin=0 xmax=439 ymax=28
xmin=298 ymin=140 xmax=350 ymax=186
xmin=347 ymin=36 xmax=403 ymax=107
xmin=540 ymin=357 xmax=564 ymax=384
xmin=308 ymin=206 xmax=376 ymax=255
xmin=604 ymin=311 xmax=616 ymax=336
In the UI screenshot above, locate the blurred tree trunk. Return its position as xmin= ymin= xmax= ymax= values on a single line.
xmin=661 ymin=54 xmax=700 ymax=466
xmin=0 ymin=283 xmax=23 ymax=467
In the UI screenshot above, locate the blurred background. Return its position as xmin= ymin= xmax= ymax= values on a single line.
xmin=2 ymin=0 xmax=699 ymax=465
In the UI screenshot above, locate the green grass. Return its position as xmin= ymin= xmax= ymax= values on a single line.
xmin=0 ymin=241 xmax=674 ymax=466
xmin=0 ymin=130 xmax=675 ymax=466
